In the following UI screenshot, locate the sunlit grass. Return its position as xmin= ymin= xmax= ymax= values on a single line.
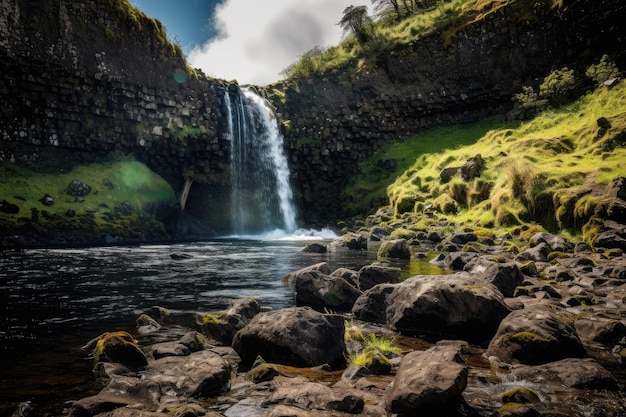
xmin=358 ymin=80 xmax=626 ymax=239
xmin=0 ymin=157 xmax=176 ymax=226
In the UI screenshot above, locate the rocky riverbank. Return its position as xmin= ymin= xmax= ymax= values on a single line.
xmin=57 ymin=219 xmax=626 ymax=417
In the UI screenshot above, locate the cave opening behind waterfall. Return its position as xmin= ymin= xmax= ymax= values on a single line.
xmin=224 ymin=86 xmax=297 ymax=236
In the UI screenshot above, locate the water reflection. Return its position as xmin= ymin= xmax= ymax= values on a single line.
xmin=0 ymin=239 xmax=447 ymax=414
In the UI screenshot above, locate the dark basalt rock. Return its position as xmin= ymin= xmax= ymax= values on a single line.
xmin=66 ymin=179 xmax=92 ymax=197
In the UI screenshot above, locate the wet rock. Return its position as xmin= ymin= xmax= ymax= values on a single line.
xmin=136 ymin=314 xmax=161 ymax=334
xmin=232 ymin=307 xmax=346 ymax=369
xmin=143 ymin=350 xmax=233 ymax=397
xmin=464 ymin=258 xmax=525 ymax=297
xmin=281 ymin=262 xmax=332 ymax=285
xmin=65 ymin=208 xmax=76 ymax=217
xmin=66 ymin=179 xmax=92 ymax=197
xmin=262 ymin=376 xmax=364 ymax=414
xmin=145 ymin=306 xmax=170 ymax=321
xmin=331 ymin=232 xmax=367 ymax=250
xmin=351 ymin=283 xmax=395 ymax=324
xmin=301 ymin=242 xmax=327 ymax=253
xmin=92 ymin=331 xmax=148 ymax=371
xmin=487 ymin=304 xmax=586 ymax=365
xmin=385 ymin=273 xmax=510 ymax=342
xmin=385 ymin=342 xmax=468 ymax=415
xmin=357 ymin=264 xmax=400 ymax=291
xmin=147 ymin=332 xmax=208 ymax=360
xmin=430 ymin=251 xmax=479 ymax=270
xmin=509 ymin=358 xmax=618 ymax=390
xmin=574 ymin=315 xmax=626 ymax=345
xmin=499 ymin=387 xmax=541 ymax=405
xmin=377 ymin=238 xmax=410 ymax=259
xmin=196 ymin=297 xmax=260 ymax=345
xmin=294 ymin=269 xmax=362 ymax=312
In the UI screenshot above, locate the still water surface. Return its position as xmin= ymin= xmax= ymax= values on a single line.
xmin=0 ymin=239 xmax=391 ymax=415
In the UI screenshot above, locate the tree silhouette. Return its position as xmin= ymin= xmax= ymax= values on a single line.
xmin=338 ymin=5 xmax=373 ymax=45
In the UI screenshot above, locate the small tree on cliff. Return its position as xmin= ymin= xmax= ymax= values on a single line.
xmin=339 ymin=5 xmax=374 ymax=45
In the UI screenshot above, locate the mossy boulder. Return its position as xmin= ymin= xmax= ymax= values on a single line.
xmin=487 ymin=304 xmax=586 ymax=365
xmin=92 ymin=331 xmax=147 ymax=371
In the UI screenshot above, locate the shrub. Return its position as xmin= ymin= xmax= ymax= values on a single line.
xmin=539 ymin=67 xmax=576 ymax=105
xmin=585 ymin=54 xmax=620 ymax=85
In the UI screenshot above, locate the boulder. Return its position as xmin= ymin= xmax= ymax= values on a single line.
xmin=515 ymin=242 xmax=551 ymax=262
xmin=529 ymin=232 xmax=575 ymax=253
xmin=331 ymin=232 xmax=367 ymax=250
xmin=136 ymin=314 xmax=161 ymax=334
xmin=464 ymin=258 xmax=525 ymax=297
xmin=66 ymin=179 xmax=92 ymax=197
xmin=460 ymin=154 xmax=485 ymax=181
xmin=487 ymin=304 xmax=586 ymax=365
xmin=385 ymin=342 xmax=468 ymax=415
xmin=510 ymin=358 xmax=618 ymax=390
xmin=357 ymin=264 xmax=400 ymax=291
xmin=330 ymin=267 xmax=359 ymax=287
xmin=281 ymin=262 xmax=332 ymax=286
xmin=351 ymin=283 xmax=396 ymax=324
xmin=262 ymin=376 xmax=364 ymax=414
xmin=430 ymin=251 xmax=478 ymax=270
xmin=449 ymin=232 xmax=478 ymax=244
xmin=377 ymin=238 xmax=410 ymax=259
xmin=369 ymin=226 xmax=390 ymax=241
xmin=301 ymin=242 xmax=327 ymax=253
xmin=385 ymin=273 xmax=510 ymax=342
xmin=92 ymin=331 xmax=148 ymax=371
xmin=147 ymin=331 xmax=208 ymax=360
xmin=574 ymin=315 xmax=626 ymax=345
xmin=232 ymin=307 xmax=347 ymax=369
xmin=196 ymin=297 xmax=260 ymax=345
xmin=142 ymin=350 xmax=233 ymax=398
xmin=294 ymin=270 xmax=362 ymax=312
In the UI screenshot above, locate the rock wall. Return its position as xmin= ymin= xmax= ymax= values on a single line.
xmin=0 ymin=0 xmax=231 ymax=217
xmin=273 ymin=0 xmax=626 ymax=226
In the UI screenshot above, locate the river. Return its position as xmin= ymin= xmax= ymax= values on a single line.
xmin=0 ymin=238 xmax=384 ymax=416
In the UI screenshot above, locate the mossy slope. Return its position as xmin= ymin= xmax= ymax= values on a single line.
xmin=0 ymin=157 xmax=176 ymax=246
xmin=352 ymin=80 xmax=626 ymax=242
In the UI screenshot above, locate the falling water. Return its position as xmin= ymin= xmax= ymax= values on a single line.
xmin=225 ymin=86 xmax=297 ymax=235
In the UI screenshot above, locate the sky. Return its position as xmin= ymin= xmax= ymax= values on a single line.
xmin=130 ymin=0 xmax=369 ymax=85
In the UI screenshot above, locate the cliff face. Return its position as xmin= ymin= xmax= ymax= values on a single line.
xmin=0 ymin=0 xmax=231 ymax=221
xmin=274 ymin=0 xmax=626 ymax=225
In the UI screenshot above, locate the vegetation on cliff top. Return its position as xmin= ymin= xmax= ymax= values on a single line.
xmin=349 ymin=78 xmax=625 ymax=243
xmin=282 ymin=0 xmax=562 ymax=80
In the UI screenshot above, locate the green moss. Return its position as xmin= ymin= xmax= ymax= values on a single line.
xmin=199 ymin=313 xmax=222 ymax=325
xmin=499 ymin=387 xmax=541 ymax=404
xmin=323 ymin=289 xmax=341 ymax=304
xmin=507 ymin=331 xmax=557 ymax=346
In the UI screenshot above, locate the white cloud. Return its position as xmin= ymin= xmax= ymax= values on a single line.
xmin=187 ymin=0 xmax=369 ymax=85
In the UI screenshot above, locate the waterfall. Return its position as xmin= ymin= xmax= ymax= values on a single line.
xmin=224 ymin=86 xmax=297 ymax=235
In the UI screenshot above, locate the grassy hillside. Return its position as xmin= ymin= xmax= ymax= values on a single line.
xmin=0 ymin=156 xmax=176 ymax=244
xmin=350 ymin=80 xmax=626 ymax=242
